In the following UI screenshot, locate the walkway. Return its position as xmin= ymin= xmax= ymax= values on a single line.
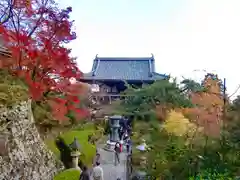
xmin=96 ymin=143 xmax=128 ymax=180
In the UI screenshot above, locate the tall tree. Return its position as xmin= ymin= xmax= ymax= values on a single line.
xmin=0 ymin=0 xmax=87 ymax=121
xmin=119 ymin=79 xmax=193 ymax=120
xmin=182 ymin=74 xmax=224 ymax=136
xmin=181 ymin=79 xmax=204 ymax=94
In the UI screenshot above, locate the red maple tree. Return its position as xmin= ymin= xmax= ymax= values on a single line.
xmin=0 ymin=0 xmax=88 ymax=121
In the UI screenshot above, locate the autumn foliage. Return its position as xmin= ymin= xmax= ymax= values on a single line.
xmin=0 ymin=0 xmax=88 ymax=121
xmin=163 ymin=110 xmax=202 ymax=137
xmin=182 ymin=74 xmax=224 ymax=136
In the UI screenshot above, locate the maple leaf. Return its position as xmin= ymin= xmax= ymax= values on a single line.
xmin=28 ymin=82 xmax=46 ymax=100
xmin=0 ymin=0 xmax=86 ymax=122
xmin=48 ymin=99 xmax=68 ymax=121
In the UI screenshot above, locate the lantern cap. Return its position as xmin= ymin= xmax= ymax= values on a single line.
xmin=69 ymin=137 xmax=80 ymax=151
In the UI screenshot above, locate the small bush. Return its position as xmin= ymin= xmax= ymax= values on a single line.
xmin=55 ymin=137 xmax=72 ymax=169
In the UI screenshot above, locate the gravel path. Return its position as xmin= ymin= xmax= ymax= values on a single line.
xmin=96 ymin=143 xmax=127 ymax=180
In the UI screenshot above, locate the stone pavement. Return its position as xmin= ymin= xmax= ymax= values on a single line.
xmin=96 ymin=143 xmax=127 ymax=180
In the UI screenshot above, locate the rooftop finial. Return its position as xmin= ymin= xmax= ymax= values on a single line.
xmin=95 ymin=54 xmax=98 ymax=59
xmin=151 ymin=53 xmax=154 ymax=59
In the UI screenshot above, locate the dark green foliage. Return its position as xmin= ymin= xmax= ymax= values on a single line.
xmin=55 ymin=137 xmax=72 ymax=169
xmin=181 ymin=79 xmax=206 ymax=93
xmin=119 ymin=79 xmax=193 ymax=119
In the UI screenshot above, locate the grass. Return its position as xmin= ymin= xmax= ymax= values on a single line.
xmin=45 ymin=123 xmax=99 ymax=166
xmin=53 ymin=169 xmax=81 ymax=180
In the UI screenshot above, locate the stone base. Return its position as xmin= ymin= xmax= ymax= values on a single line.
xmin=104 ymin=140 xmax=117 ymax=152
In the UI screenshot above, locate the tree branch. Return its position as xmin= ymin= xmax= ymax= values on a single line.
xmin=28 ymin=0 xmax=49 ymax=37
xmin=0 ymin=0 xmax=14 ymax=25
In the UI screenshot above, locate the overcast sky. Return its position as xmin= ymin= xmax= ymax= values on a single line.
xmin=58 ymin=0 xmax=240 ymax=98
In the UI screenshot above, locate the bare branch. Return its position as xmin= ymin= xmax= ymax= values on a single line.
xmin=0 ymin=0 xmax=14 ymax=25
xmin=28 ymin=0 xmax=49 ymax=37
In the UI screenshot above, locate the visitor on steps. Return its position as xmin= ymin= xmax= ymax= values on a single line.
xmin=126 ymin=138 xmax=132 ymax=153
xmin=92 ymin=162 xmax=104 ymax=180
xmin=95 ymin=149 xmax=101 ymax=164
xmin=114 ymin=142 xmax=121 ymax=166
xmin=123 ymin=131 xmax=128 ymax=141
xmin=119 ymin=127 xmax=124 ymax=140
xmin=120 ymin=139 xmax=124 ymax=152
xmin=79 ymin=166 xmax=90 ymax=180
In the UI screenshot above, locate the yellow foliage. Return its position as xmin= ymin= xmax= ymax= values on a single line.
xmin=163 ymin=110 xmax=201 ymax=137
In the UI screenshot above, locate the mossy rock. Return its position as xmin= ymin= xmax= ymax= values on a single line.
xmin=0 ymin=80 xmax=28 ymax=106
xmin=54 ymin=169 xmax=80 ymax=180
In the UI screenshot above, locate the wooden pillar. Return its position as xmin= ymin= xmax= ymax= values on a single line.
xmin=109 ymin=95 xmax=112 ymax=104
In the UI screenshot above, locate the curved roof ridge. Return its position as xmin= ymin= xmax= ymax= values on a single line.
xmin=95 ymin=56 xmax=154 ymax=61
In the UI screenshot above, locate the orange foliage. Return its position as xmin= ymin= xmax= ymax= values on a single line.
xmin=155 ymin=105 xmax=168 ymax=121
xmin=183 ymin=74 xmax=224 ymax=136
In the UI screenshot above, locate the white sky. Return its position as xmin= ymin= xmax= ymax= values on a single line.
xmin=58 ymin=0 xmax=240 ymax=98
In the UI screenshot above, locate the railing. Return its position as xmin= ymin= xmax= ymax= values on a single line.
xmin=91 ymin=93 xmax=134 ymax=105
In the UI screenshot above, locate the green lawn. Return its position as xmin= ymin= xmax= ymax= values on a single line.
xmin=45 ymin=124 xmax=97 ymax=166
xmin=54 ymin=169 xmax=81 ymax=180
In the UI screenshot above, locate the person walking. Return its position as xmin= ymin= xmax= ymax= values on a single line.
xmin=119 ymin=127 xmax=124 ymax=140
xmin=95 ymin=149 xmax=101 ymax=164
xmin=123 ymin=131 xmax=128 ymax=141
xmin=114 ymin=142 xmax=121 ymax=166
xmin=79 ymin=166 xmax=90 ymax=180
xmin=126 ymin=138 xmax=132 ymax=154
xmin=92 ymin=161 xmax=104 ymax=180
xmin=91 ymin=149 xmax=101 ymax=175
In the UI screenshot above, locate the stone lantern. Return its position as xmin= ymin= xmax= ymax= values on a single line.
xmin=105 ymin=115 xmax=122 ymax=151
xmin=69 ymin=137 xmax=81 ymax=170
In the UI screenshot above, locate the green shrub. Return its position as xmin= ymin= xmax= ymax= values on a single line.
xmin=54 ymin=169 xmax=80 ymax=180
xmin=190 ymin=169 xmax=233 ymax=180
xmin=55 ymin=137 xmax=72 ymax=169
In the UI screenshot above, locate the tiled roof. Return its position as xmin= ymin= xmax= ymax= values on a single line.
xmin=82 ymin=55 xmax=168 ymax=81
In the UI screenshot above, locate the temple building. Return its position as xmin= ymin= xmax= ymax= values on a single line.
xmin=79 ymin=54 xmax=168 ymax=104
xmin=0 ymin=37 xmax=10 ymax=57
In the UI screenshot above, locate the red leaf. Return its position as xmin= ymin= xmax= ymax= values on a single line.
xmin=28 ymin=82 xmax=46 ymax=100
xmin=48 ymin=99 xmax=68 ymax=121
xmin=1 ymin=1 xmax=84 ymax=122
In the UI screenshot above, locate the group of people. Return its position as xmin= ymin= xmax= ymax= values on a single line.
xmin=79 ymin=150 xmax=103 ymax=180
xmin=114 ymin=128 xmax=132 ymax=166
xmin=80 ymin=120 xmax=132 ymax=180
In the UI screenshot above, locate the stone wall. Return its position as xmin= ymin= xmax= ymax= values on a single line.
xmin=0 ymin=100 xmax=64 ymax=180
